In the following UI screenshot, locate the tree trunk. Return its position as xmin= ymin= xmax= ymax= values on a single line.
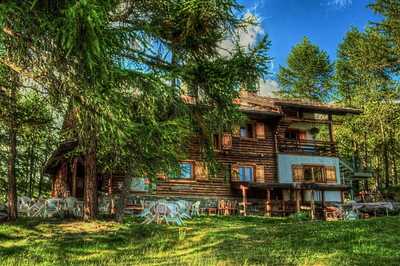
xmin=28 ymin=139 xmax=34 ymax=198
xmin=83 ymin=138 xmax=97 ymax=220
xmin=383 ymin=142 xmax=390 ymax=188
xmin=376 ymin=156 xmax=382 ymax=191
xmin=7 ymin=85 xmax=17 ymax=221
xmin=363 ymin=132 xmax=369 ymax=191
xmin=38 ymin=170 xmax=44 ymax=197
xmin=392 ymin=155 xmax=398 ymax=186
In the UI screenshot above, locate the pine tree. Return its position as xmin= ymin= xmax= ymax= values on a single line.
xmin=278 ymin=37 xmax=334 ymax=102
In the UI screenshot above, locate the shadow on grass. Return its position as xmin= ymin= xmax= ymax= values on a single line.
xmin=0 ymin=216 xmax=399 ymax=265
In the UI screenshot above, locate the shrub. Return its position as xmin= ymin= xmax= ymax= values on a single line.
xmin=289 ymin=211 xmax=310 ymax=221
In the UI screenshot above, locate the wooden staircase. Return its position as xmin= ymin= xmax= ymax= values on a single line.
xmin=339 ymin=158 xmax=373 ymax=198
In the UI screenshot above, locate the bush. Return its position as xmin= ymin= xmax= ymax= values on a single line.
xmin=289 ymin=211 xmax=310 ymax=221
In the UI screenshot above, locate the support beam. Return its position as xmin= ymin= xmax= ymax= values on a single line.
xmin=240 ymin=185 xmax=248 ymax=216
xmin=310 ymin=190 xmax=315 ymax=220
xmin=266 ymin=188 xmax=272 ymax=217
xmin=296 ymin=190 xmax=301 ymax=212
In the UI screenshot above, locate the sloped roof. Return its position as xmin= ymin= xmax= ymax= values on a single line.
xmin=43 ymin=139 xmax=78 ymax=176
xmin=239 ymin=93 xmax=361 ymax=115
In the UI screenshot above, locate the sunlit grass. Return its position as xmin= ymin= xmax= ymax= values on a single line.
xmin=0 ymin=216 xmax=399 ymax=265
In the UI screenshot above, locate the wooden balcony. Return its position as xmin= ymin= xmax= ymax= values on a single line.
xmin=277 ymin=138 xmax=337 ymax=157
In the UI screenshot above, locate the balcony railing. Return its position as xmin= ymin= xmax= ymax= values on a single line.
xmin=278 ymin=138 xmax=337 ymax=157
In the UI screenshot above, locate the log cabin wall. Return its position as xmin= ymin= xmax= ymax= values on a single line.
xmin=104 ymin=118 xmax=280 ymax=200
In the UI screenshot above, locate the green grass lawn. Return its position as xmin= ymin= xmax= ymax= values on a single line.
xmin=1 ymin=216 xmax=399 ymax=266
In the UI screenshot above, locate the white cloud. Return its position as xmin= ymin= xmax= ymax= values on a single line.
xmin=327 ymin=0 xmax=353 ymax=8
xmin=218 ymin=11 xmax=276 ymax=96
xmin=218 ymin=11 xmax=264 ymax=56
xmin=258 ymin=79 xmax=280 ymax=97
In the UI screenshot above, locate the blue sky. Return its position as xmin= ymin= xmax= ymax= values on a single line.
xmin=239 ymin=0 xmax=380 ymax=76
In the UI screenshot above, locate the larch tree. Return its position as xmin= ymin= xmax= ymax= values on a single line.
xmin=335 ymin=0 xmax=400 ymax=191
xmin=278 ymin=37 xmax=334 ymax=102
xmin=0 ymin=0 xmax=270 ymax=220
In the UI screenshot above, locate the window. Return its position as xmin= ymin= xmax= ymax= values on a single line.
xmin=285 ymin=130 xmax=298 ymax=140
xmin=313 ymin=167 xmax=324 ymax=182
xmin=173 ymin=162 xmax=193 ymax=179
xmin=239 ymin=166 xmax=254 ymax=182
xmin=285 ymin=129 xmax=307 ymax=141
xmin=240 ymin=123 xmax=254 ymax=138
xmin=303 ymin=167 xmax=313 ymax=181
xmin=303 ymin=165 xmax=325 ymax=182
xmin=213 ymin=134 xmax=221 ymax=150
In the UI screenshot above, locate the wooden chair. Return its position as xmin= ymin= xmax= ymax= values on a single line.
xmin=324 ymin=206 xmax=343 ymax=221
xmin=218 ymin=200 xmax=226 ymax=215
xmin=224 ymin=200 xmax=235 ymax=215
xmin=229 ymin=200 xmax=238 ymax=215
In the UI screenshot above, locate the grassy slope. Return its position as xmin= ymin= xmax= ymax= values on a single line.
xmin=0 ymin=216 xmax=399 ymax=266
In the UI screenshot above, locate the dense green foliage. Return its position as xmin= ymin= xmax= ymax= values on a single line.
xmin=1 ymin=216 xmax=400 ymax=265
xmin=0 ymin=91 xmax=60 ymax=203
xmin=278 ymin=37 xmax=334 ymax=102
xmin=335 ymin=0 xmax=400 ymax=190
xmin=0 ymin=0 xmax=270 ymax=216
xmin=275 ymin=0 xmax=400 ymax=191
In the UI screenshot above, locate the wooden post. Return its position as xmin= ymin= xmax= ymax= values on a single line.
xmin=340 ymin=190 xmax=345 ymax=203
xmin=240 ymin=185 xmax=248 ymax=216
xmin=266 ymin=188 xmax=272 ymax=217
xmin=310 ymin=190 xmax=315 ymax=220
xmin=282 ymin=200 xmax=286 ymax=216
xmin=296 ymin=190 xmax=301 ymax=212
xmin=71 ymin=158 xmax=78 ymax=197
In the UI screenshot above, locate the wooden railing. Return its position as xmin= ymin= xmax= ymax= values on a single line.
xmin=278 ymin=138 xmax=337 ymax=157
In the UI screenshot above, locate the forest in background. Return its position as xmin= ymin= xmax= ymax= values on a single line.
xmin=0 ymin=0 xmax=400 ymax=219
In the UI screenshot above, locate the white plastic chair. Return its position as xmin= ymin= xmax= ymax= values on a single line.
xmin=17 ymin=196 xmax=33 ymax=216
xmin=166 ymin=203 xmax=184 ymax=225
xmin=176 ymin=200 xmax=191 ymax=219
xmin=64 ymin=197 xmax=82 ymax=217
xmin=27 ymin=199 xmax=46 ymax=217
xmin=44 ymin=198 xmax=62 ymax=218
xmin=191 ymin=201 xmax=201 ymax=217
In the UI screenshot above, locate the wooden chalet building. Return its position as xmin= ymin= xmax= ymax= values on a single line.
xmin=45 ymin=93 xmax=361 ymax=217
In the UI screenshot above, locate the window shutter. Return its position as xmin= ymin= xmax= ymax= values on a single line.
xmin=222 ymin=133 xmax=232 ymax=150
xmin=298 ymin=131 xmax=306 ymax=140
xmin=325 ymin=166 xmax=337 ymax=183
xmin=156 ymin=172 xmax=167 ymax=180
xmin=256 ymin=122 xmax=266 ymax=139
xmin=194 ymin=161 xmax=207 ymax=180
xmin=292 ymin=165 xmax=303 ymax=182
xmin=232 ymin=125 xmax=240 ymax=137
xmin=231 ymin=164 xmax=239 ymax=182
xmin=256 ymin=165 xmax=265 ymax=183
